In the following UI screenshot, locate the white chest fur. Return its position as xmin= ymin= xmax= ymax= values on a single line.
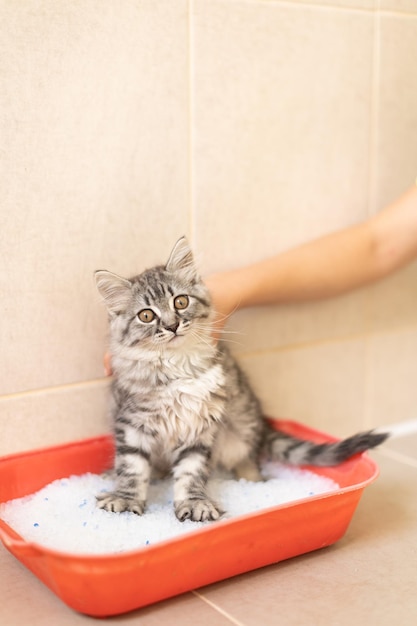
xmin=115 ymin=345 xmax=226 ymax=449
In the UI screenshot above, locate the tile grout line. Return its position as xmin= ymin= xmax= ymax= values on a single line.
xmin=363 ymin=0 xmax=383 ymax=434
xmin=237 ymin=334 xmax=367 ymax=360
xmin=233 ymin=0 xmax=373 ymax=15
xmin=192 ymin=590 xmax=247 ymax=626
xmin=0 ymin=377 xmax=109 ymax=403
xmin=188 ymin=0 xmax=196 ymax=247
xmin=362 ymin=334 xmax=374 ymax=430
xmin=367 ymin=0 xmax=380 ymax=220
xmin=261 ymin=0 xmax=417 ymax=18
xmin=229 ymin=0 xmax=417 ymax=18
xmin=235 ymin=319 xmax=417 ymax=360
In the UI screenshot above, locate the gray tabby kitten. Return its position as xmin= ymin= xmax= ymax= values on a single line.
xmin=95 ymin=237 xmax=388 ymax=522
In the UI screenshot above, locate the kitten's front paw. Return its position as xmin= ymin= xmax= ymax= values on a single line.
xmin=96 ymin=492 xmax=146 ymax=515
xmin=175 ymin=498 xmax=224 ymax=522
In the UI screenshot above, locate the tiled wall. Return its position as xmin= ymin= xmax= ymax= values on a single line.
xmin=1 ymin=0 xmax=417 ymax=454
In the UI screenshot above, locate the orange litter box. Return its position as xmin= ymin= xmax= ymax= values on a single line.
xmin=0 ymin=419 xmax=380 ymax=617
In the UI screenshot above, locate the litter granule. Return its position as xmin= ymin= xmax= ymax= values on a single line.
xmin=0 ymin=463 xmax=338 ymax=555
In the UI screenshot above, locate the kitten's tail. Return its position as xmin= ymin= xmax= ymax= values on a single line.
xmin=265 ymin=428 xmax=389 ymax=466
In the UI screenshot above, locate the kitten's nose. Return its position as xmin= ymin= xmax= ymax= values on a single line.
xmin=166 ymin=322 xmax=180 ymax=334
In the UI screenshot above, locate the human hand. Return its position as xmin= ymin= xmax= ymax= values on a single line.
xmin=205 ymin=273 xmax=241 ymax=341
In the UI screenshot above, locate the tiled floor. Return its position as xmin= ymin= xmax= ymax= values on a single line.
xmin=1 ymin=438 xmax=416 ymax=625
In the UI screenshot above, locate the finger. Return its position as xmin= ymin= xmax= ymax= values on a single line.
xmin=104 ymin=352 xmax=113 ymax=377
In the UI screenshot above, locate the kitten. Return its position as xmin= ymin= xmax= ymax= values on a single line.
xmin=95 ymin=237 xmax=388 ymax=522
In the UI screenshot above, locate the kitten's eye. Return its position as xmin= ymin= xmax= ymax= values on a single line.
xmin=174 ymin=295 xmax=189 ymax=310
xmin=138 ymin=309 xmax=155 ymax=323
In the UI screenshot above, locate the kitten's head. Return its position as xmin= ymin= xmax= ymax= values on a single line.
xmin=95 ymin=237 xmax=212 ymax=351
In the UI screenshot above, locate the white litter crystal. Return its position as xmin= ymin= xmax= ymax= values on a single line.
xmin=0 ymin=464 xmax=338 ymax=555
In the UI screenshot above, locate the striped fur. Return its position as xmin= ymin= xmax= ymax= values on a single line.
xmin=95 ymin=237 xmax=388 ymax=522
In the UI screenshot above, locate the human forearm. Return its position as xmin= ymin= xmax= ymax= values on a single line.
xmin=207 ymin=223 xmax=375 ymax=315
xmin=206 ymin=185 xmax=417 ymax=318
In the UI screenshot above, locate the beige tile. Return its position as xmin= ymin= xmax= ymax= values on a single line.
xmin=384 ymin=433 xmax=417 ymax=462
xmin=193 ymin=1 xmax=373 ymax=273
xmin=0 ymin=549 xmax=232 ymax=626
xmin=380 ymin=0 xmax=417 ymax=13
xmin=239 ymin=338 xmax=367 ymax=437
xmin=374 ymin=14 xmax=417 ymax=209
xmin=0 ymin=381 xmax=110 ymax=456
xmin=108 ymin=594 xmax=233 ymax=625
xmin=368 ymin=260 xmax=417 ymax=333
xmin=366 ymin=327 xmax=417 ymax=429
xmin=0 ymin=1 xmax=189 ymax=395
xmin=224 ymin=289 xmax=369 ymax=355
xmin=197 ymin=452 xmax=417 ymax=626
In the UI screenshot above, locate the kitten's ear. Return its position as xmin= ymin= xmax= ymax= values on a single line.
xmin=95 ymin=270 xmax=132 ymax=314
xmin=165 ymin=237 xmax=198 ymax=281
